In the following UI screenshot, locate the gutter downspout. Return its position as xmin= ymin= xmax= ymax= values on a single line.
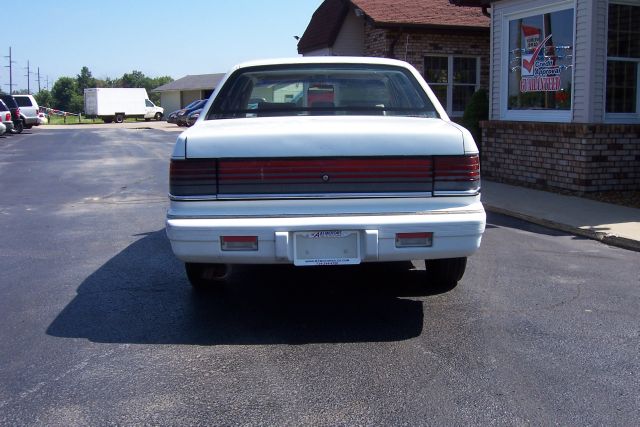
xmin=388 ymin=28 xmax=404 ymax=59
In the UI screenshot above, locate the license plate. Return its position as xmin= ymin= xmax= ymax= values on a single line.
xmin=293 ymin=230 xmax=360 ymax=266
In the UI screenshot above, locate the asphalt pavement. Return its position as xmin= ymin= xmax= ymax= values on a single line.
xmin=1 ymin=126 xmax=638 ymax=425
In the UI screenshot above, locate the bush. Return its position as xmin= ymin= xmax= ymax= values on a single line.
xmin=461 ymin=88 xmax=489 ymax=146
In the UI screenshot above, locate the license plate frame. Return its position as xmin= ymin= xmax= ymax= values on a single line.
xmin=293 ymin=230 xmax=361 ymax=266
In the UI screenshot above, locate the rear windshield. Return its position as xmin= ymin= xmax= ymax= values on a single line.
xmin=1 ymin=96 xmax=18 ymax=109
xmin=15 ymin=97 xmax=33 ymax=107
xmin=206 ymin=64 xmax=438 ymax=120
xmin=0 ymin=100 xmax=8 ymax=111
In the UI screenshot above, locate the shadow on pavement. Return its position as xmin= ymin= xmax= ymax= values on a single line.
xmin=47 ymin=230 xmax=433 ymax=345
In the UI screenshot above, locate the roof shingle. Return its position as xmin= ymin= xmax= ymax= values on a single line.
xmin=298 ymin=0 xmax=489 ymax=53
xmin=351 ymin=0 xmax=489 ymax=27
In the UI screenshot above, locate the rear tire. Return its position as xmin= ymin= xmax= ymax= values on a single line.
xmin=185 ymin=263 xmax=230 ymax=290
xmin=115 ymin=114 xmax=124 ymax=123
xmin=11 ymin=120 xmax=23 ymax=134
xmin=425 ymin=257 xmax=467 ymax=290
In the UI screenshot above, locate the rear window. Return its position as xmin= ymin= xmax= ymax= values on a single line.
xmin=15 ymin=97 xmax=33 ymax=107
xmin=0 ymin=100 xmax=8 ymax=112
xmin=207 ymin=63 xmax=438 ymax=120
xmin=1 ymin=96 xmax=18 ymax=109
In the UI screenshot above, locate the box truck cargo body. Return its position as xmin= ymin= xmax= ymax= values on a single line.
xmin=84 ymin=88 xmax=164 ymax=123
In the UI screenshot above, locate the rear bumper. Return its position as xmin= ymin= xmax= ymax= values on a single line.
xmin=166 ymin=208 xmax=486 ymax=265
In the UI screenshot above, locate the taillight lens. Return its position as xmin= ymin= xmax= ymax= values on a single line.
xmin=433 ymin=154 xmax=480 ymax=195
xmin=169 ymin=159 xmax=218 ymax=197
xmin=5 ymin=113 xmax=10 ymax=121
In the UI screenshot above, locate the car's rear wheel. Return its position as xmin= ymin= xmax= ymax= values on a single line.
xmin=425 ymin=257 xmax=467 ymax=290
xmin=11 ymin=121 xmax=23 ymax=134
xmin=185 ymin=262 xmax=230 ymax=290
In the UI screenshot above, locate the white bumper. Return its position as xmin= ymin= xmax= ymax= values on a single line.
xmin=166 ymin=205 xmax=486 ymax=265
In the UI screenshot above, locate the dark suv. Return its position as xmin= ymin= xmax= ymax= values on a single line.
xmin=0 ymin=95 xmax=24 ymax=133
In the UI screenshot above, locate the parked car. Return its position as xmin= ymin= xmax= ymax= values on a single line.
xmin=0 ymin=100 xmax=15 ymax=133
xmin=166 ymin=57 xmax=486 ymax=290
xmin=13 ymin=94 xmax=40 ymax=128
xmin=176 ymin=99 xmax=207 ymax=126
xmin=186 ymin=108 xmax=202 ymax=127
xmin=37 ymin=112 xmax=48 ymax=125
xmin=167 ymin=99 xmax=201 ymax=124
xmin=0 ymin=121 xmax=6 ymax=136
xmin=0 ymin=95 xmax=23 ymax=133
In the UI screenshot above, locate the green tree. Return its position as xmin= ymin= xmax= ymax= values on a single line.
xmin=51 ymin=77 xmax=78 ymax=112
xmin=76 ymin=66 xmax=97 ymax=95
xmin=121 ymin=70 xmax=150 ymax=88
xmin=69 ymin=93 xmax=84 ymax=113
xmin=35 ymin=90 xmax=53 ymax=108
xmin=461 ymin=88 xmax=489 ymax=150
xmin=148 ymin=75 xmax=173 ymax=105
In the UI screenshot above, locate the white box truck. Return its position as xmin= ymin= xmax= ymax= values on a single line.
xmin=84 ymin=88 xmax=164 ymax=123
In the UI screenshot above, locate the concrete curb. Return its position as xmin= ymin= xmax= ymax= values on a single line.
xmin=484 ymin=204 xmax=640 ymax=253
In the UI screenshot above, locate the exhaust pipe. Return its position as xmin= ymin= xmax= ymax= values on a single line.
xmin=202 ymin=263 xmax=231 ymax=281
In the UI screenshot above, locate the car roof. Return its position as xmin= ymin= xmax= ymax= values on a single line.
xmin=230 ymin=56 xmax=414 ymax=72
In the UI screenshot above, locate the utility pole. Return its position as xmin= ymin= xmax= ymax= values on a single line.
xmin=4 ymin=47 xmax=16 ymax=94
xmin=37 ymin=67 xmax=41 ymax=93
xmin=24 ymin=60 xmax=30 ymax=94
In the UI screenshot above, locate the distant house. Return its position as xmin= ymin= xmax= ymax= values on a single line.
xmin=297 ymin=0 xmax=490 ymax=117
xmin=152 ymin=74 xmax=225 ymax=114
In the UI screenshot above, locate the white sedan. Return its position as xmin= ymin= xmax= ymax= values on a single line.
xmin=166 ymin=57 xmax=486 ymax=289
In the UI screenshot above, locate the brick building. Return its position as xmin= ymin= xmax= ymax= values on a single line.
xmin=297 ymin=0 xmax=490 ymax=118
xmin=452 ymin=0 xmax=640 ymax=193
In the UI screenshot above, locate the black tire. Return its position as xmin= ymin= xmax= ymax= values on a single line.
xmin=154 ymin=112 xmax=162 ymax=121
xmin=185 ymin=263 xmax=230 ymax=290
xmin=425 ymin=257 xmax=467 ymax=289
xmin=115 ymin=114 xmax=124 ymax=123
xmin=11 ymin=120 xmax=23 ymax=134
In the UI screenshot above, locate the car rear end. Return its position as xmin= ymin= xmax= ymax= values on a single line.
xmin=13 ymin=95 xmax=39 ymax=128
xmin=0 ymin=100 xmax=15 ymax=133
xmin=166 ymin=57 xmax=486 ymax=288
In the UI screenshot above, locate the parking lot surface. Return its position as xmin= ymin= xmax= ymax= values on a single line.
xmin=0 ymin=127 xmax=638 ymax=425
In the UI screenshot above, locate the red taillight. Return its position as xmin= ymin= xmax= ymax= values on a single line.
xmin=169 ymin=159 xmax=218 ymax=197
xmin=395 ymin=232 xmax=433 ymax=248
xmin=16 ymin=107 xmax=20 ymax=115
xmin=433 ymin=154 xmax=480 ymax=195
xmin=5 ymin=113 xmax=10 ymax=121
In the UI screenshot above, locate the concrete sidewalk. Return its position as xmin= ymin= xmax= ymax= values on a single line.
xmin=482 ymin=180 xmax=640 ymax=251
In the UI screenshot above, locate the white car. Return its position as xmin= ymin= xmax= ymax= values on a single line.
xmin=13 ymin=94 xmax=40 ymax=128
xmin=0 ymin=121 xmax=5 ymax=135
xmin=166 ymin=57 xmax=486 ymax=290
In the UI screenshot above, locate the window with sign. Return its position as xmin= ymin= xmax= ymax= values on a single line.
xmin=606 ymin=3 xmax=640 ymax=116
xmin=506 ymin=8 xmax=574 ymax=112
xmin=425 ymin=56 xmax=479 ymax=116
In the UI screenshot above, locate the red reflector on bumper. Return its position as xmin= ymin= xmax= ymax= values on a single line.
xmin=395 ymin=232 xmax=433 ymax=248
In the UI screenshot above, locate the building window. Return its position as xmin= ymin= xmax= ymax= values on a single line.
xmin=506 ymin=8 xmax=574 ymax=113
xmin=424 ymin=56 xmax=479 ymax=116
xmin=606 ymin=3 xmax=640 ymax=115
